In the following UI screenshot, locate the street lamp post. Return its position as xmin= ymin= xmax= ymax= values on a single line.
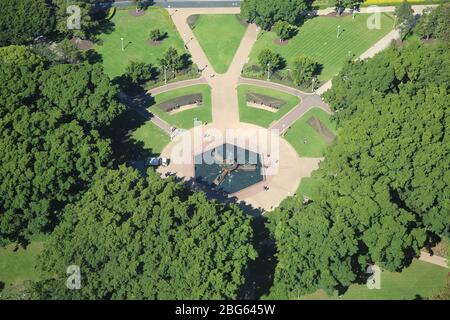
xmin=120 ymin=37 xmax=124 ymax=51
xmin=164 ymin=66 xmax=168 ymax=84
xmin=337 ymin=25 xmax=341 ymax=39
xmin=312 ymin=77 xmax=316 ymax=92
xmin=267 ymin=62 xmax=270 ymax=81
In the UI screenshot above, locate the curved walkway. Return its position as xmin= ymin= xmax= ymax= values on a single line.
xmin=238 ymin=77 xmax=331 ymax=134
xmin=148 ymin=77 xmax=207 ymax=95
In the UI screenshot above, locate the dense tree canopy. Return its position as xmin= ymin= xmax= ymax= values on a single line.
xmin=0 ymin=46 xmax=124 ymax=244
xmin=257 ymin=49 xmax=285 ymax=72
xmin=31 ymin=167 xmax=257 ymax=299
xmin=241 ymin=0 xmax=312 ymax=30
xmin=270 ymin=42 xmax=449 ymax=298
xmin=0 ymin=0 xmax=55 ymax=46
xmin=415 ymin=4 xmax=450 ymax=42
xmin=52 ymin=0 xmax=99 ymax=39
xmin=272 ymin=21 xmax=297 ymax=41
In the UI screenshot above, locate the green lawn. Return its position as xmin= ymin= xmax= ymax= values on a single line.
xmin=96 ymin=7 xmax=187 ymax=78
xmin=0 ymin=239 xmax=46 ymax=290
xmin=132 ymin=121 xmax=171 ymax=156
xmin=149 ymin=84 xmax=212 ymax=129
xmin=284 ymin=107 xmax=336 ymax=157
xmin=191 ymin=14 xmax=247 ymax=74
xmin=249 ymin=13 xmax=394 ymax=82
xmin=296 ymin=176 xmax=322 ymax=200
xmin=300 ymin=260 xmax=449 ymax=300
xmin=238 ymin=85 xmax=300 ymax=128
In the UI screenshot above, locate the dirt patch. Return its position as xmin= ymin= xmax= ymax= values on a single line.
xmin=273 ymin=39 xmax=289 ymax=46
xmin=158 ymin=94 xmax=203 ymax=113
xmin=70 ymin=37 xmax=94 ymax=51
xmin=128 ymin=9 xmax=146 ymax=17
xmin=148 ymin=39 xmax=163 ymax=47
xmin=246 ymin=92 xmax=285 ymax=110
xmin=307 ymin=117 xmax=335 ymax=144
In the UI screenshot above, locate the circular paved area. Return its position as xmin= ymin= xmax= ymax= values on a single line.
xmin=158 ymin=122 xmax=321 ymax=212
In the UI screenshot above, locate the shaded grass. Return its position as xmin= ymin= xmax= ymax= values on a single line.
xmin=131 ymin=120 xmax=171 ymax=156
xmin=191 ymin=14 xmax=247 ymax=74
xmin=237 ymin=85 xmax=300 ymax=128
xmin=149 ymin=84 xmax=212 ymax=129
xmin=95 ymin=7 xmax=187 ymax=78
xmin=249 ymin=13 xmax=394 ymax=82
xmin=284 ymin=108 xmax=336 ymax=157
xmin=300 ymin=260 xmax=449 ymax=300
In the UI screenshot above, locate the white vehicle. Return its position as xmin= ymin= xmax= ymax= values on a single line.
xmin=148 ymin=157 xmax=170 ymax=167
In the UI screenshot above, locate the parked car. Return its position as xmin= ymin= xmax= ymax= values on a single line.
xmin=148 ymin=157 xmax=169 ymax=167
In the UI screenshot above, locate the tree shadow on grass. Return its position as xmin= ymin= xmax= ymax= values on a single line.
xmin=237 ymin=216 xmax=277 ymax=299
xmin=108 ymin=108 xmax=153 ymax=165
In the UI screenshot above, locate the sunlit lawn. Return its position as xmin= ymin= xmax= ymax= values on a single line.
xmin=191 ymin=14 xmax=247 ymax=73
xmin=96 ymin=7 xmax=186 ymax=78
xmin=284 ymin=107 xmax=336 ymax=157
xmin=149 ymin=84 xmax=212 ymax=129
xmin=237 ymin=85 xmax=300 ymax=128
xmin=300 ymin=260 xmax=449 ymax=300
xmin=249 ymin=13 xmax=394 ymax=82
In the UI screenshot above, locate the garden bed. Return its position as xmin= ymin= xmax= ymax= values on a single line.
xmin=246 ymin=92 xmax=285 ymax=110
xmin=308 ymin=116 xmax=335 ymax=144
xmin=70 ymin=37 xmax=94 ymax=51
xmin=157 ymin=94 xmax=203 ymax=113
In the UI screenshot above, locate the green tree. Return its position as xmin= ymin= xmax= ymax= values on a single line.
xmin=272 ymin=21 xmax=297 ymax=41
xmin=434 ymin=4 xmax=450 ymax=42
xmin=57 ymin=39 xmax=82 ymax=64
xmin=291 ymin=56 xmax=319 ymax=87
xmin=0 ymin=52 xmax=124 ymax=245
xmin=52 ymin=0 xmax=98 ymax=39
xmin=257 ymin=49 xmax=285 ymax=72
xmin=0 ymin=0 xmax=55 ymax=46
xmin=334 ymin=0 xmax=363 ymax=15
xmin=39 ymin=63 xmax=124 ymax=131
xmin=159 ymin=47 xmax=191 ymax=74
xmin=125 ymin=61 xmax=156 ymax=84
xmin=149 ymin=29 xmax=166 ymax=42
xmin=241 ymin=0 xmax=312 ymax=30
xmin=395 ymin=0 xmax=415 ymax=40
xmin=271 ymin=42 xmax=449 ymax=297
xmin=415 ymin=7 xmax=437 ymax=40
xmin=31 ymin=166 xmax=257 ymax=299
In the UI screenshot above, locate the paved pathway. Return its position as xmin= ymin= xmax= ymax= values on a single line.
xmin=168 ymin=7 xmax=257 ymax=127
xmin=419 ymin=251 xmax=449 ymax=269
xmin=119 ymin=91 xmax=173 ymax=134
xmin=238 ymin=77 xmax=331 ymax=134
xmin=148 ymin=77 xmax=207 ymax=95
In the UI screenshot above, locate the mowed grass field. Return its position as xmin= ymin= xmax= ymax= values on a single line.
xmin=300 ymin=260 xmax=449 ymax=300
xmin=237 ymin=85 xmax=300 ymax=128
xmin=96 ymin=7 xmax=186 ymax=78
xmin=284 ymin=108 xmax=336 ymax=157
xmin=149 ymin=84 xmax=212 ymax=129
xmin=0 ymin=238 xmax=47 ymax=291
xmin=191 ymin=14 xmax=247 ymax=74
xmin=132 ymin=121 xmax=171 ymax=156
xmin=249 ymin=13 xmax=394 ymax=82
